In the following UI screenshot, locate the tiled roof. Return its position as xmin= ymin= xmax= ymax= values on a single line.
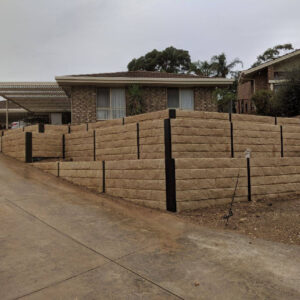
xmin=0 ymin=101 xmax=20 ymax=109
xmin=242 ymin=49 xmax=300 ymax=76
xmin=67 ymin=71 xmax=206 ymax=79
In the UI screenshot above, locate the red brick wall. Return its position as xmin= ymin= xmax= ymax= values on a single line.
xmin=71 ymin=86 xmax=219 ymax=123
xmin=71 ymin=86 xmax=97 ymax=124
xmin=194 ymin=87 xmax=217 ymax=111
xmin=237 ymin=81 xmax=252 ymax=101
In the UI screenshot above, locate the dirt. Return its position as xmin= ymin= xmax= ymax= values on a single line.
xmin=180 ymin=197 xmax=300 ymax=245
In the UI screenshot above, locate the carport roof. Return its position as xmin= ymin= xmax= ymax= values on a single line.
xmin=0 ymin=82 xmax=70 ymax=113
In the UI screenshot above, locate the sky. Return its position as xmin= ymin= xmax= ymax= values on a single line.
xmin=0 ymin=0 xmax=299 ymax=81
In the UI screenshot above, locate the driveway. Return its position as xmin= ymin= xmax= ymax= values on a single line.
xmin=0 ymin=154 xmax=299 ymax=299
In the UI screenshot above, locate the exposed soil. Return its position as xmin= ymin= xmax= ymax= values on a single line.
xmin=180 ymin=198 xmax=300 ymax=245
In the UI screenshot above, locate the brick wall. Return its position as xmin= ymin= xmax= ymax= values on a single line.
xmin=194 ymin=87 xmax=217 ymax=111
xmin=71 ymin=85 xmax=219 ymax=123
xmin=71 ymin=86 xmax=97 ymax=124
xmin=237 ymin=68 xmax=269 ymax=114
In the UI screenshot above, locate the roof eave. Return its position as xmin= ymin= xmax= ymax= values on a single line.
xmin=55 ymin=76 xmax=234 ymax=87
xmin=241 ymin=49 xmax=300 ymax=77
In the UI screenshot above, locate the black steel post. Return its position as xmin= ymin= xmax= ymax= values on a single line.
xmin=247 ymin=157 xmax=251 ymax=202
xmin=164 ymin=118 xmax=176 ymax=212
xmin=136 ymin=123 xmax=140 ymax=159
xmin=62 ymin=134 xmax=65 ymax=159
xmin=169 ymin=109 xmax=176 ymax=119
xmin=38 ymin=123 xmax=45 ymax=133
xmin=93 ymin=130 xmax=96 ymax=161
xmin=102 ymin=161 xmax=106 ymax=193
xmin=280 ymin=125 xmax=284 ymax=157
xmin=230 ymin=122 xmax=234 ymax=158
xmin=57 ymin=161 xmax=60 ymax=177
xmin=68 ymin=125 xmax=71 ymax=134
xmin=86 ymin=123 xmax=89 ymax=131
xmin=25 ymin=132 xmax=32 ymax=163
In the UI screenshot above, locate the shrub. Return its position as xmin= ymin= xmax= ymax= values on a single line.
xmin=251 ymin=90 xmax=276 ymax=116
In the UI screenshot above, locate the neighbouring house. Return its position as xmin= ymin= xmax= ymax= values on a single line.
xmin=55 ymin=71 xmax=234 ymax=124
xmin=237 ymin=49 xmax=300 ymax=114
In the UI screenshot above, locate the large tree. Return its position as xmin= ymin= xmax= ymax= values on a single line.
xmin=127 ymin=46 xmax=191 ymax=73
xmin=210 ymin=53 xmax=243 ymax=78
xmin=190 ymin=53 xmax=243 ymax=78
xmin=251 ymin=44 xmax=294 ymax=67
xmin=189 ymin=60 xmax=214 ymax=77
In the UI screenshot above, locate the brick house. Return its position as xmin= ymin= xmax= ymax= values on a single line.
xmin=55 ymin=71 xmax=233 ymax=124
xmin=237 ymin=49 xmax=300 ymax=114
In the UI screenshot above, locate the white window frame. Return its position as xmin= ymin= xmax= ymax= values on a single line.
xmin=96 ymin=88 xmax=126 ymax=120
xmin=167 ymin=88 xmax=194 ymax=110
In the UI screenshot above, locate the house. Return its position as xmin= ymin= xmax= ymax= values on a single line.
xmin=237 ymin=49 xmax=300 ymax=114
xmin=55 ymin=71 xmax=234 ymax=124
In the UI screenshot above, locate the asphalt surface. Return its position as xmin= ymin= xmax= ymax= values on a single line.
xmin=0 ymin=153 xmax=299 ymax=299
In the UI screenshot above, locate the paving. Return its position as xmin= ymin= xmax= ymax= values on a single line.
xmin=0 ymin=154 xmax=299 ymax=300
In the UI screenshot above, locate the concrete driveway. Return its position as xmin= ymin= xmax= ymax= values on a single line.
xmin=0 ymin=154 xmax=299 ymax=300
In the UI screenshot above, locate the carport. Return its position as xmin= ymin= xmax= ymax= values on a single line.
xmin=0 ymin=82 xmax=70 ymax=129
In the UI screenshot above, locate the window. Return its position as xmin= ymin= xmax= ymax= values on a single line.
xmin=167 ymin=88 xmax=194 ymax=110
xmin=97 ymin=88 xmax=126 ymax=120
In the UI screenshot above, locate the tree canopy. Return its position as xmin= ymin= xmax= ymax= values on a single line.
xmin=127 ymin=47 xmax=191 ymax=73
xmin=251 ymin=44 xmax=294 ymax=67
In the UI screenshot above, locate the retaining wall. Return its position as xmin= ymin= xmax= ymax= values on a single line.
xmin=32 ymin=156 xmax=300 ymax=212
xmin=175 ymin=158 xmax=248 ymax=211
xmin=33 ymin=159 xmax=166 ymax=210
xmin=233 ymin=122 xmax=281 ymax=158
xmin=251 ymin=157 xmax=300 ymax=201
xmin=32 ymin=133 xmax=63 ymax=158
xmin=95 ymin=123 xmax=137 ymax=161
xmin=65 ymin=131 xmax=94 ymax=161
xmin=1 ymin=131 xmax=26 ymax=161
xmin=171 ymin=119 xmax=231 ymax=158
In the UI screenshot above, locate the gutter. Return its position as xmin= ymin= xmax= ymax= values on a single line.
xmin=55 ymin=76 xmax=234 ymax=86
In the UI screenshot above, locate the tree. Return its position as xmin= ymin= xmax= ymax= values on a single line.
xmin=213 ymin=88 xmax=237 ymax=113
xmin=127 ymin=85 xmax=144 ymax=116
xmin=127 ymin=46 xmax=191 ymax=73
xmin=273 ymin=68 xmax=300 ymax=117
xmin=251 ymin=44 xmax=294 ymax=67
xmin=251 ymin=90 xmax=276 ymax=116
xmin=189 ymin=60 xmax=214 ymax=77
xmin=210 ymin=53 xmax=243 ymax=78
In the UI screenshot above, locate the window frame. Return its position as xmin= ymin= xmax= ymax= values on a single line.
xmin=96 ymin=88 xmax=126 ymax=120
xmin=167 ymin=88 xmax=194 ymax=110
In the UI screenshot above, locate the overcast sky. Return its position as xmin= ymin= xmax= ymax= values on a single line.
xmin=0 ymin=0 xmax=299 ymax=81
